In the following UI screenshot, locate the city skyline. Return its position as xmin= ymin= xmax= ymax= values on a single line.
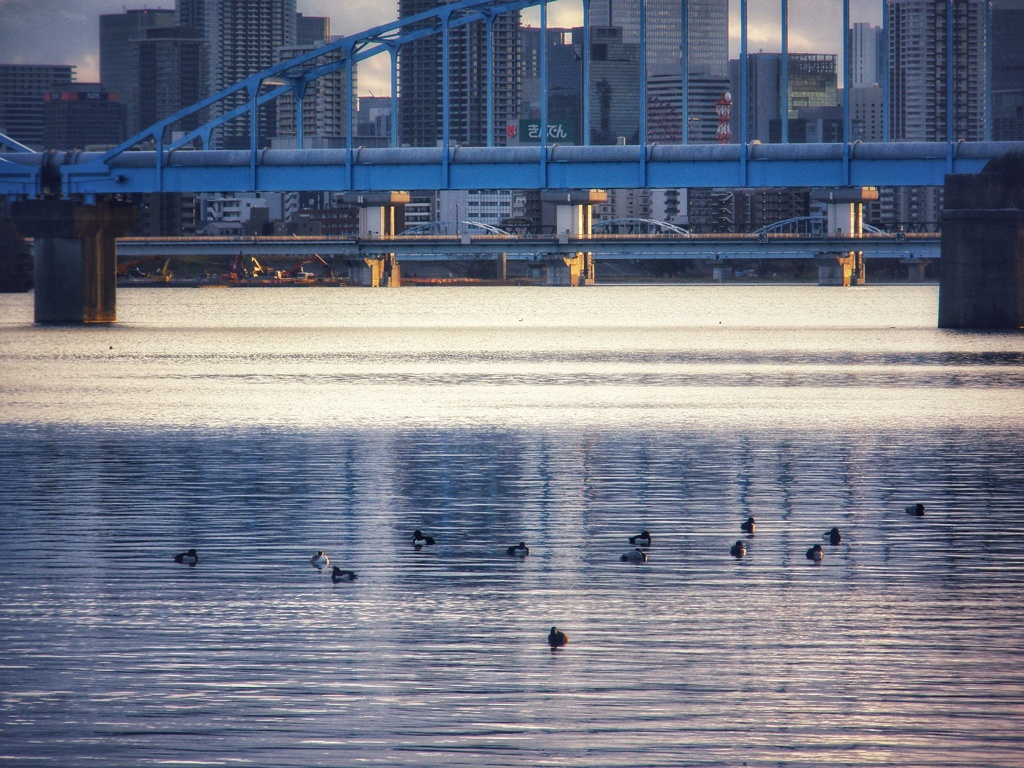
xmin=1 ymin=0 xmax=883 ymax=96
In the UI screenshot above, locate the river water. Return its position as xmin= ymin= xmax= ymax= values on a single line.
xmin=1 ymin=285 xmax=1023 ymax=767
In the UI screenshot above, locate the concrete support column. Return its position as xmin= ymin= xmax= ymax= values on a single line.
xmin=348 ymin=258 xmax=384 ymax=287
xmin=853 ymin=250 xmax=866 ymax=285
xmin=940 ymin=169 xmax=1024 ymax=329
xmin=815 ymin=253 xmax=859 ymax=286
xmin=383 ymin=253 xmax=400 ymax=287
xmin=343 ymin=191 xmax=409 ymax=288
xmin=812 ymin=187 xmax=878 ymax=287
xmin=546 ymin=253 xmax=586 ymax=286
xmin=901 ymin=258 xmax=929 ymax=282
xmin=541 ymin=189 xmax=606 ymax=286
xmin=527 ymin=259 xmax=546 ymax=283
xmin=346 ymin=254 xmax=401 ymax=288
xmin=581 ymin=251 xmax=595 ymax=286
xmin=553 ymin=201 xmax=587 ymax=237
xmin=824 ymin=197 xmax=862 ymax=235
xmin=12 ymin=198 xmax=136 ymax=324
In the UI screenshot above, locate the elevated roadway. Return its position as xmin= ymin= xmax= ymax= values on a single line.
xmin=116 ymin=232 xmax=939 ymax=262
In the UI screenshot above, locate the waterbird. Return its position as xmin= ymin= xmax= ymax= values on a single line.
xmin=412 ymin=530 xmax=436 ymax=546
xmin=731 ymin=540 xmax=747 ymax=558
xmin=628 ymin=531 xmax=652 ymax=547
xmin=548 ymin=627 xmax=569 ymax=647
xmin=173 ymin=548 xmax=198 ymax=565
xmin=741 ymin=517 xmax=756 ymax=534
xmin=806 ymin=544 xmax=824 ymax=562
xmin=310 ymin=550 xmax=330 ymax=568
xmin=620 ymin=548 xmax=648 ymax=563
xmin=331 ymin=567 xmax=358 ymax=582
xmin=823 ymin=528 xmax=842 ymax=545
xmin=905 ymin=503 xmax=925 ymax=517
xmin=506 ymin=542 xmax=530 ymax=557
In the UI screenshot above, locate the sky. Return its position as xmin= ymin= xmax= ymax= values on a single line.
xmin=0 ymin=0 xmax=882 ymax=96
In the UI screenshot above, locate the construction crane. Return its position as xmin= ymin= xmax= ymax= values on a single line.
xmin=153 ymin=259 xmax=173 ymax=282
xmin=289 ymin=253 xmax=331 ymax=281
xmin=221 ymin=252 xmax=246 ymax=282
xmin=250 ymin=257 xmax=285 ymax=280
xmin=117 ymin=255 xmax=162 ymax=277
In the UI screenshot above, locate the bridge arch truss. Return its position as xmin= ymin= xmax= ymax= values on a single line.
xmin=0 ymin=0 xmax=1018 ymax=198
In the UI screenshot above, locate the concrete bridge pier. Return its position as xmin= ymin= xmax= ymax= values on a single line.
xmin=541 ymin=189 xmax=605 ymax=286
xmin=582 ymin=251 xmax=595 ymax=286
xmin=347 ymin=254 xmax=400 ymax=287
xmin=11 ymin=198 xmax=136 ymax=323
xmin=343 ymin=191 xmax=409 ymax=287
xmin=901 ymin=257 xmax=929 ymax=282
xmin=939 ymin=153 xmax=1024 ymax=328
xmin=814 ymin=253 xmax=861 ymax=286
xmin=545 ymin=253 xmax=586 ymax=286
xmin=811 ymin=187 xmax=876 ymax=286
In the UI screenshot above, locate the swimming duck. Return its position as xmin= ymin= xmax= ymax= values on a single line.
xmin=620 ymin=548 xmax=648 ymax=563
xmin=628 ymin=531 xmax=652 ymax=547
xmin=173 ymin=548 xmax=198 ymax=565
xmin=548 ymin=626 xmax=569 ymax=647
xmin=731 ymin=540 xmax=747 ymax=558
xmin=741 ymin=517 xmax=756 ymax=534
xmin=806 ymin=544 xmax=824 ymax=562
xmin=823 ymin=527 xmax=842 ymax=545
xmin=905 ymin=503 xmax=925 ymax=517
xmin=412 ymin=530 xmax=436 ymax=546
xmin=310 ymin=550 xmax=330 ymax=568
xmin=331 ymin=567 xmax=358 ymax=582
xmin=506 ymin=542 xmax=530 ymax=557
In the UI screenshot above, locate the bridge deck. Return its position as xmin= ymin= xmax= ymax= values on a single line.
xmin=1 ymin=142 xmax=1018 ymax=197
xmin=116 ymin=233 xmax=940 ymax=261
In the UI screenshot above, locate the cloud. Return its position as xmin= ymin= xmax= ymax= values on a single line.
xmin=0 ymin=0 xmax=98 ymax=70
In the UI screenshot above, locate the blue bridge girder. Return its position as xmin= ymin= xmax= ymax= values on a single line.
xmin=1 ymin=142 xmax=1017 ymax=198
xmin=0 ymin=0 xmax=1022 ymax=199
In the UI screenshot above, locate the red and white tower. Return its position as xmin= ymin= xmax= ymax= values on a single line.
xmin=716 ymin=91 xmax=732 ymax=144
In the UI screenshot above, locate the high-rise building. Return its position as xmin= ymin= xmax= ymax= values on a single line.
xmin=992 ymin=0 xmax=1024 ymax=140
xmin=886 ymin=0 xmax=987 ymax=141
xmin=273 ymin=42 xmax=352 ymax=147
xmin=519 ymin=26 xmax=582 ymax=142
xmin=849 ymin=22 xmax=884 ymax=88
xmin=43 ymin=84 xmax=126 ymax=149
xmin=100 ymin=9 xmax=176 ymax=133
xmin=296 ymin=13 xmax=330 ymax=46
xmin=0 ymin=64 xmax=75 ymax=149
xmin=730 ymin=53 xmax=838 ymax=143
xmin=355 ymin=96 xmax=393 ymax=146
xmin=101 ymin=12 xmax=207 ymax=237
xmin=846 ymin=21 xmax=884 ymax=144
xmin=584 ymin=26 xmax=641 ymax=145
xmin=647 ymin=72 xmax=731 ymax=144
xmin=131 ymin=27 xmax=209 ymax=137
xmin=588 ymin=0 xmax=729 ymax=77
xmin=176 ymin=0 xmax=297 ymax=148
xmin=851 ymin=86 xmax=885 ymax=142
xmin=885 ymin=0 xmax=988 ymax=232
xmin=397 ymin=0 xmax=520 ymax=147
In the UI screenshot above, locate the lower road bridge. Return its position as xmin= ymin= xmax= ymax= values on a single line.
xmin=116 ymin=231 xmax=940 ymax=287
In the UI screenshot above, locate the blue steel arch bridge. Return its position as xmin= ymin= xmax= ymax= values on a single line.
xmin=0 ymin=0 xmax=1019 ymax=199
xmin=1 ymin=0 xmax=1022 ymax=325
